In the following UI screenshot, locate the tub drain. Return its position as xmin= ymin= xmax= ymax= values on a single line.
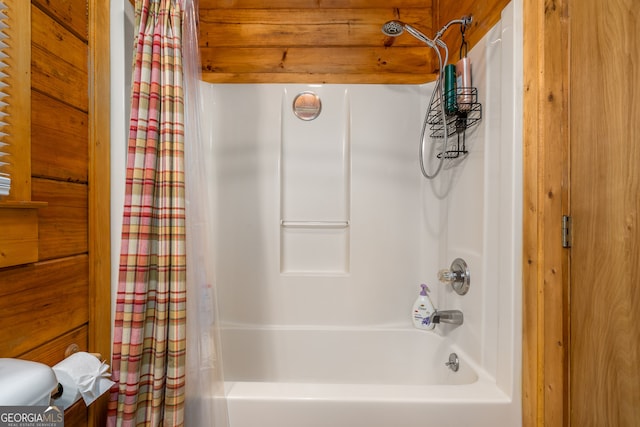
xmin=445 ymin=352 xmax=459 ymax=372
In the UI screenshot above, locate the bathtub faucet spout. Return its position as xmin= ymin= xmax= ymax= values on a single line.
xmin=431 ymin=310 xmax=463 ymax=325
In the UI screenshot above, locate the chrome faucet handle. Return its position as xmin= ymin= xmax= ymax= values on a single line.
xmin=438 ymin=269 xmax=459 ymax=283
xmin=437 ymin=258 xmax=470 ymax=295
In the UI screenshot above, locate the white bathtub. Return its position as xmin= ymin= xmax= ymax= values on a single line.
xmin=221 ymin=326 xmax=515 ymax=427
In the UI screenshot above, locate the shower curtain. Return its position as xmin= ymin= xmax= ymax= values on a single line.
xmin=109 ymin=0 xmax=228 ymax=425
xmin=182 ymin=0 xmax=230 ymax=425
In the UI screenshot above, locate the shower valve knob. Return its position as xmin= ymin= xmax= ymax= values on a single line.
xmin=437 ymin=258 xmax=470 ymax=295
xmin=438 ymin=269 xmax=458 ymax=283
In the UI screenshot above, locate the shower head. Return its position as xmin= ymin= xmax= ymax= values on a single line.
xmin=381 ymin=21 xmax=404 ymax=37
xmin=381 ymin=20 xmax=435 ymax=47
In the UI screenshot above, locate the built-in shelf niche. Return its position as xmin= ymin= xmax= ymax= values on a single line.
xmin=280 ymin=87 xmax=351 ymax=275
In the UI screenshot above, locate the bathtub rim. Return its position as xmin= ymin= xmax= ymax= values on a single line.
xmin=222 ymin=376 xmax=512 ymax=404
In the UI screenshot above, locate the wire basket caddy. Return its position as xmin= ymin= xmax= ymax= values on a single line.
xmin=427 ymin=86 xmax=482 ymax=158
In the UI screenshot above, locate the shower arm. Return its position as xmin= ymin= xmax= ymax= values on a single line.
xmin=431 ymin=18 xmax=468 ymax=67
xmin=433 ymin=17 xmax=472 ymax=44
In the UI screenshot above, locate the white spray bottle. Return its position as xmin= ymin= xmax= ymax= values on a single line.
xmin=412 ymin=284 xmax=436 ymax=330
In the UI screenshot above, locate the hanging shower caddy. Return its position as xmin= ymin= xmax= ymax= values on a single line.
xmin=382 ymin=16 xmax=483 ymax=169
xmin=426 ymin=22 xmax=482 ymax=159
xmin=427 ymin=86 xmax=482 ymax=158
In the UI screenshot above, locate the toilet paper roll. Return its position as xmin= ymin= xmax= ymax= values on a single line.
xmin=52 ymin=352 xmax=115 ymax=410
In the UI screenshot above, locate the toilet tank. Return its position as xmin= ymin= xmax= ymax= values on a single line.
xmin=0 ymin=359 xmax=58 ymax=406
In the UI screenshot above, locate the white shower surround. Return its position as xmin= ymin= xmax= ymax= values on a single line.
xmin=204 ymin=2 xmax=521 ymax=426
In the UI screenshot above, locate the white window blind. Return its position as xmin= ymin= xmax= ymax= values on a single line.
xmin=0 ymin=1 xmax=9 ymax=196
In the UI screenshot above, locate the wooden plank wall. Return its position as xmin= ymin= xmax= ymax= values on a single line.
xmin=198 ymin=0 xmax=513 ymax=84
xmin=0 ymin=1 xmax=110 ymax=425
xmin=199 ymin=0 xmax=437 ymax=84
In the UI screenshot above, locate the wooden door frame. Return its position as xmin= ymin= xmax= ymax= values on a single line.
xmin=88 ymin=0 xmax=111 ymax=424
xmin=522 ymin=0 xmax=570 ymax=425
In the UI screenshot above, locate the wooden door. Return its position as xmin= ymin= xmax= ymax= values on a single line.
xmin=569 ymin=0 xmax=640 ymax=425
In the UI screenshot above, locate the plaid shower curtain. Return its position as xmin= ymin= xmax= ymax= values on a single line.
xmin=108 ymin=0 xmax=186 ymax=425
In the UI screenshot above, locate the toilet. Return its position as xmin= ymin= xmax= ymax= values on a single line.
xmin=0 ymin=358 xmax=58 ymax=406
